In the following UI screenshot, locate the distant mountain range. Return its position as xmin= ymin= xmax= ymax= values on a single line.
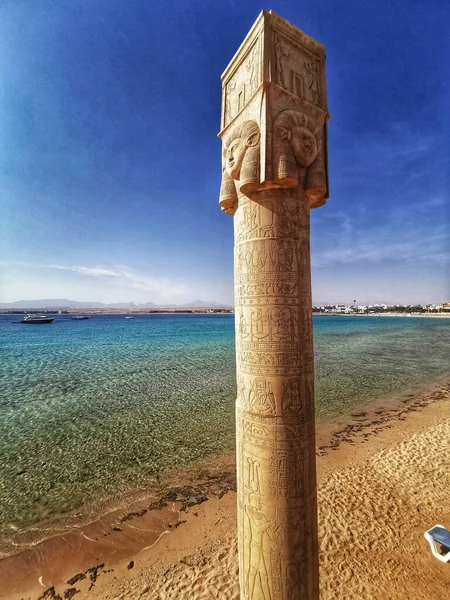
xmin=0 ymin=298 xmax=231 ymax=309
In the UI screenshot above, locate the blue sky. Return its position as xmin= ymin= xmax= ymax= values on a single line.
xmin=1 ymin=0 xmax=448 ymax=305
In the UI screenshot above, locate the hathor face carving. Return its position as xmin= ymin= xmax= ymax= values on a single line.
xmin=274 ymin=121 xmax=318 ymax=169
xmin=290 ymin=126 xmax=317 ymax=167
xmin=273 ymin=110 xmax=321 ymax=189
xmin=219 ymin=121 xmax=261 ymax=215
xmin=224 ymin=121 xmax=260 ymax=180
xmin=225 ymin=138 xmax=247 ymax=180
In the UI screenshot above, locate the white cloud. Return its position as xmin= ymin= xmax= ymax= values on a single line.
xmin=48 ymin=265 xmax=120 ymax=277
xmin=0 ymin=262 xmax=192 ymax=304
xmin=311 ymin=196 xmax=449 ymax=268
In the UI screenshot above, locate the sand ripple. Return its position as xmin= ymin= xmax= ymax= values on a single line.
xmin=105 ymin=415 xmax=450 ymax=599
xmin=319 ymin=413 xmax=450 ymax=599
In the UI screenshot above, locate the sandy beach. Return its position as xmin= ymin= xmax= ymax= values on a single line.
xmin=2 ymin=377 xmax=450 ymax=600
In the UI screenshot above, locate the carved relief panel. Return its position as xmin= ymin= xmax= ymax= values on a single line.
xmin=222 ymin=36 xmax=262 ymax=129
xmin=234 ymin=191 xmax=309 ymax=242
xmin=270 ymin=33 xmax=325 ymax=110
xmin=240 ymin=497 xmax=310 ymax=600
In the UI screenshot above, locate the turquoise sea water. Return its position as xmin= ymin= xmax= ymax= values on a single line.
xmin=0 ymin=313 xmax=449 ymax=554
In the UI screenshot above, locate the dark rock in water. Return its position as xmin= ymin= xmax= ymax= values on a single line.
xmin=38 ymin=587 xmax=62 ymax=600
xmin=218 ymin=486 xmax=230 ymax=499
xmin=86 ymin=563 xmax=104 ymax=590
xmin=66 ymin=572 xmax=86 ymax=586
xmin=66 ymin=564 xmax=104 ymax=591
xmin=127 ymin=560 xmax=135 ymax=570
xmin=120 ymin=508 xmax=148 ymax=522
xmin=164 ymin=485 xmax=209 ymax=510
xmin=174 ymin=520 xmax=187 ymax=528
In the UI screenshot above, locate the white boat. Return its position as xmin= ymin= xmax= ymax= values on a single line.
xmin=125 ymin=316 xmax=133 ymax=319
xmin=19 ymin=314 xmax=54 ymax=324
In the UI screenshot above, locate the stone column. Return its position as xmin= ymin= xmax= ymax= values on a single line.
xmin=218 ymin=11 xmax=329 ymax=600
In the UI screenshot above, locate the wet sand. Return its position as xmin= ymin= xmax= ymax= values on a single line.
xmin=2 ymin=377 xmax=450 ymax=600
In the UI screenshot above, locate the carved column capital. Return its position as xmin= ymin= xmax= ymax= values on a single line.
xmin=218 ymin=10 xmax=330 ymax=216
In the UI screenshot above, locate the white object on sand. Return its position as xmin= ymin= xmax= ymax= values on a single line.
xmin=424 ymin=525 xmax=450 ymax=562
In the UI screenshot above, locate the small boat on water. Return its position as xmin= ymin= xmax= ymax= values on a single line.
xmin=125 ymin=316 xmax=133 ymax=319
xmin=18 ymin=314 xmax=55 ymax=324
xmin=71 ymin=315 xmax=90 ymax=320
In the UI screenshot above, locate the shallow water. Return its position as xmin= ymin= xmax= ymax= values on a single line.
xmin=0 ymin=313 xmax=449 ymax=553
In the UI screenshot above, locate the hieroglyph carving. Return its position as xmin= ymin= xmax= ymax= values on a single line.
xmin=236 ymin=306 xmax=304 ymax=345
xmin=269 ymin=449 xmax=304 ymax=497
xmin=305 ymin=61 xmax=321 ymax=106
xmin=274 ymin=37 xmax=290 ymax=87
xmin=245 ymin=493 xmax=273 ymax=599
xmin=242 ymin=498 xmax=311 ymax=600
xmin=246 ymin=45 xmax=259 ymax=96
xmin=235 ymin=195 xmax=309 ymax=243
xmin=225 ymin=80 xmax=237 ymax=123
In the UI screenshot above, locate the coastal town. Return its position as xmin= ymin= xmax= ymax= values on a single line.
xmin=312 ymin=302 xmax=450 ymax=314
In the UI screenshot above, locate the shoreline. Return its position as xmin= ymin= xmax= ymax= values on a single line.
xmin=2 ymin=310 xmax=449 ymax=317
xmin=1 ymin=375 xmax=449 ymax=599
xmin=0 ymin=309 xmax=234 ymax=316
xmin=312 ymin=312 xmax=450 ymax=318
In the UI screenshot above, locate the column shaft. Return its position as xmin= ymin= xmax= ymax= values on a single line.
xmin=234 ymin=187 xmax=318 ymax=600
